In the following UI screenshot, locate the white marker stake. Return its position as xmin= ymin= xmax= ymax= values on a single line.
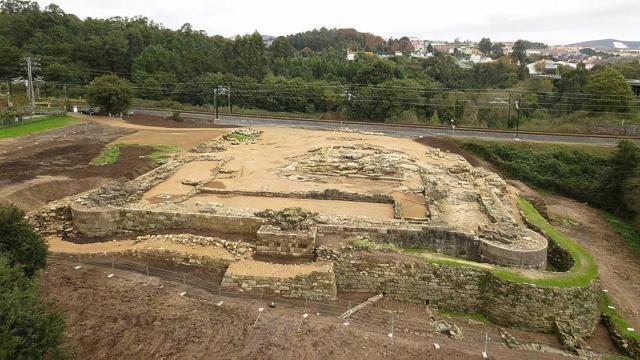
xmin=107 ymin=274 xmax=114 ymax=278
xmin=433 ymin=343 xmax=440 ymax=350
xmin=254 ymin=308 xmax=265 ymax=327
xmin=483 ymin=332 xmax=489 ymax=359
xmin=179 ymin=291 xmax=187 ymax=297
xmin=73 ymin=265 xmax=82 ymax=270
xmin=298 ymin=313 xmax=309 ymax=331
xmin=216 ymin=301 xmax=224 ymax=307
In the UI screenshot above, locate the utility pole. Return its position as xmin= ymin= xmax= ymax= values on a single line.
xmin=213 ymin=88 xmax=218 ymax=123
xmin=26 ymin=57 xmax=35 ymax=115
xmin=63 ymin=84 xmax=68 ymax=112
xmin=515 ymin=100 xmax=521 ymax=140
xmin=227 ymin=86 xmax=232 ymax=113
xmin=507 ymin=93 xmax=512 ymax=128
xmin=216 ymin=86 xmax=229 ymax=122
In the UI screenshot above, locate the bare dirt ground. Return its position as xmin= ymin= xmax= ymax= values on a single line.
xmin=546 ymin=195 xmax=640 ymax=330
xmin=0 ymin=121 xmax=156 ymax=211
xmin=43 ymin=261 xmax=615 ymax=360
xmin=86 ymin=115 xmax=229 ymax=149
xmin=127 ymin=114 xmax=237 ymax=129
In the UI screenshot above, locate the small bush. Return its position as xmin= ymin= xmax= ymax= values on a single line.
xmin=0 ymin=204 xmax=48 ymax=277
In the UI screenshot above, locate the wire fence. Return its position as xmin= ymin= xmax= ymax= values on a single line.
xmin=46 ymin=252 xmax=569 ymax=353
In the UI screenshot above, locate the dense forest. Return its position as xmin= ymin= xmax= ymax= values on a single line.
xmin=1 ymin=0 xmax=639 ymax=126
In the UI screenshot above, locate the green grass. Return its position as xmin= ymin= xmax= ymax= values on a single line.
xmin=602 ymin=212 xmax=640 ymax=254
xmin=226 ymin=132 xmax=254 ymax=142
xmin=91 ymin=143 xmax=181 ymax=166
xmin=602 ymin=294 xmax=640 ymax=342
xmin=0 ymin=115 xmax=78 ymax=139
xmin=403 ymin=199 xmax=598 ymax=288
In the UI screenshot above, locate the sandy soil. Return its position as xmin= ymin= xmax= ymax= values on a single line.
xmin=227 ymin=259 xmax=333 ymax=278
xmin=183 ymin=194 xmax=396 ymax=219
xmin=143 ymin=160 xmax=220 ymax=200
xmin=44 ymin=261 xmax=617 ymax=360
xmin=546 ymin=195 xmax=640 ymax=330
xmin=47 ymin=236 xmax=235 ymax=260
xmin=85 ymin=115 xmax=228 ymax=149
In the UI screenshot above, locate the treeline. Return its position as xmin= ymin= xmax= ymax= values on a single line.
xmin=1 ymin=0 xmax=638 ymax=126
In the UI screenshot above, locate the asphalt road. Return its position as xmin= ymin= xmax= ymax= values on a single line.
xmin=133 ymin=108 xmax=634 ymax=145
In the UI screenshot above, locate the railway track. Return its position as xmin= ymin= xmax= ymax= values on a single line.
xmin=132 ymin=106 xmax=640 ymax=145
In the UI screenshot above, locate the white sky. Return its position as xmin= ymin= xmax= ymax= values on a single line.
xmin=37 ymin=0 xmax=640 ymax=45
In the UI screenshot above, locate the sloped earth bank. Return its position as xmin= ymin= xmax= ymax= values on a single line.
xmin=545 ymin=195 xmax=640 ymax=330
xmin=0 ymin=121 xmax=157 ymax=211
xmin=43 ymin=261 xmax=619 ymax=360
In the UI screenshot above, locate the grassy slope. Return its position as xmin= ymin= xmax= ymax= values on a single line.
xmin=91 ymin=143 xmax=181 ymax=165
xmin=602 ymin=212 xmax=640 ymax=254
xmin=456 ymin=138 xmax=613 ymax=205
xmin=0 ymin=116 xmax=78 ymax=139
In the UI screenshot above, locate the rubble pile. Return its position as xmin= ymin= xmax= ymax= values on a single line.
xmin=222 ymin=128 xmax=263 ymax=145
xmin=255 ymin=207 xmax=320 ymax=231
xmin=135 ymin=233 xmax=254 ymax=258
xmin=286 ymin=144 xmax=419 ymax=179
xmin=191 ymin=141 xmax=227 ymax=153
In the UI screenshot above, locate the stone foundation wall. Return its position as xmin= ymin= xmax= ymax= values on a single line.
xmin=256 ymin=225 xmax=317 ymax=258
xmin=478 ymin=239 xmax=547 ymax=270
xmin=317 ymin=248 xmax=600 ymax=336
xmin=318 ymin=224 xmax=547 ymax=269
xmin=221 ymin=263 xmax=337 ymax=301
xmin=71 ymin=205 xmax=264 ymax=237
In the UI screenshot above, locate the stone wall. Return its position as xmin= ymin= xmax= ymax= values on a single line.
xmin=256 ymin=225 xmax=317 ymax=259
xmin=318 ymin=223 xmax=547 ymax=269
xmin=602 ymin=314 xmax=640 ymax=360
xmin=71 ymin=205 xmax=264 ymax=237
xmin=317 ymin=248 xmax=600 ymax=336
xmin=221 ymin=262 xmax=337 ymax=301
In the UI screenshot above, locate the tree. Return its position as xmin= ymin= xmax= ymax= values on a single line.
xmin=478 ymin=37 xmax=492 ymax=55
xmin=0 ymin=256 xmax=65 ymax=359
xmin=86 ymin=74 xmax=133 ymax=114
xmin=599 ymin=141 xmax=640 ymax=217
xmin=490 ymin=42 xmax=504 ymax=59
xmin=270 ymin=36 xmax=295 ymax=59
xmin=231 ymin=32 xmax=268 ymax=80
xmin=0 ymin=204 xmax=47 ymax=277
xmin=510 ymin=40 xmax=527 ymax=65
xmin=584 ymin=67 xmax=634 ymax=112
xmin=426 ymin=43 xmax=434 ymax=54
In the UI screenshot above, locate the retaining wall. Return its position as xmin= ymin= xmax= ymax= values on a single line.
xmin=221 ymin=262 xmax=337 ymax=301
xmin=256 ymin=225 xmax=317 ymax=258
xmin=318 ymin=224 xmax=547 ymax=269
xmin=71 ymin=205 xmax=264 ymax=237
xmin=317 ymin=249 xmax=600 ymax=336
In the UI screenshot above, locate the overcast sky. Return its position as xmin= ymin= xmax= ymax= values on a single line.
xmin=36 ymin=0 xmax=640 ymax=45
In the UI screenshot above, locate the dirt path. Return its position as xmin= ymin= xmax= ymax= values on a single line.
xmin=545 ymin=195 xmax=640 ymax=330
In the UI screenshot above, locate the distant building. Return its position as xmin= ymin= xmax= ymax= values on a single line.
xmin=346 ymin=52 xmax=357 ymax=61
xmin=628 ymin=80 xmax=640 ymax=96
